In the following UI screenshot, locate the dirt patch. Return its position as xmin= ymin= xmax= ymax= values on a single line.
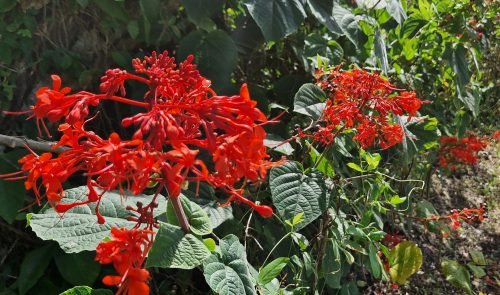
xmin=401 ymin=144 xmax=500 ymax=294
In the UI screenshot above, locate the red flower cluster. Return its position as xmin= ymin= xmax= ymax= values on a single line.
xmin=437 ymin=134 xmax=491 ymax=170
xmin=301 ymin=67 xmax=423 ymax=149
xmin=2 ymin=51 xmax=279 ymax=219
xmin=420 ymin=203 xmax=488 ymax=231
xmin=1 ymin=51 xmax=282 ymax=294
xmin=95 ymin=228 xmax=153 ymax=295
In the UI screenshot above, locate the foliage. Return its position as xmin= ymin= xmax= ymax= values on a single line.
xmin=0 ymin=0 xmax=498 ymax=294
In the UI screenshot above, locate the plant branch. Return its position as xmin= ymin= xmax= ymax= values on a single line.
xmin=0 ymin=134 xmax=66 ymax=153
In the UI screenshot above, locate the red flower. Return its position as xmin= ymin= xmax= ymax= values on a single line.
xmin=96 ymin=228 xmax=153 ymax=295
xmin=438 ymin=134 xmax=489 ymax=170
xmin=303 ymin=67 xmax=423 ymax=149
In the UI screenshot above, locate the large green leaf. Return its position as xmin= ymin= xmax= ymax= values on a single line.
xmin=18 ymin=244 xmax=56 ymax=295
xmin=307 ymin=0 xmax=342 ymax=35
xmin=446 ymin=43 xmax=471 ymax=91
xmin=441 ymin=260 xmax=473 ymax=295
xmin=243 ymin=0 xmax=306 ymax=41
xmin=293 ymin=83 xmax=327 ymax=120
xmin=60 ymin=286 xmax=113 ymax=295
xmin=146 ymin=222 xmax=211 ymax=269
xmin=270 ymin=161 xmax=328 ymax=230
xmin=203 ymin=235 xmax=256 ymax=295
xmin=178 ymin=30 xmax=238 ymax=91
xmin=28 ymin=186 xmax=166 ymax=253
xmin=183 ymin=184 xmax=234 ymax=228
xmin=166 ymin=194 xmax=212 ymax=235
xmin=386 ymin=0 xmax=407 ymax=25
xmin=54 ymin=251 xmax=101 ymax=286
xmin=332 ymin=5 xmax=362 ymax=49
xmin=389 ymin=241 xmax=423 ymax=284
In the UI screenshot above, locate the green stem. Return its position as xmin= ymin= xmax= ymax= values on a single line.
xmin=261 ymin=231 xmax=292 ymax=267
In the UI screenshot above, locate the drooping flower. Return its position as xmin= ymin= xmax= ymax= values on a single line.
xmin=96 ymin=228 xmax=153 ymax=295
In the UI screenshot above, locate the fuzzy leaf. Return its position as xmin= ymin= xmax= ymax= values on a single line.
xmin=28 ymin=186 xmax=166 ymax=253
xmin=293 ymin=83 xmax=327 ymax=119
xmin=270 ymin=162 xmax=328 ymax=230
xmin=203 ymin=235 xmax=256 ymax=295
xmin=146 ymin=222 xmax=211 ymax=269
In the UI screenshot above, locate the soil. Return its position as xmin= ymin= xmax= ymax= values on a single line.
xmin=385 ymin=144 xmax=500 ymax=295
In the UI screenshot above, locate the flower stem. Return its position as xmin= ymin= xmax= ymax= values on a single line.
xmin=170 ymin=195 xmax=191 ymax=233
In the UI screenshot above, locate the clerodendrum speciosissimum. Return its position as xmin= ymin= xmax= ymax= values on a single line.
xmin=299 ymin=67 xmax=423 ymax=149
xmin=1 ymin=51 xmax=283 ymax=294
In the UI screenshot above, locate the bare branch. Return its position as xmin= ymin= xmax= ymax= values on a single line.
xmin=0 ymin=134 xmax=67 ymax=153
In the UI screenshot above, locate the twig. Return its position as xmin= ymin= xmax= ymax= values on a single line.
xmin=311 ymin=211 xmax=330 ymax=292
xmin=0 ymin=238 xmax=18 ymax=267
xmin=0 ymin=134 xmax=66 ymax=153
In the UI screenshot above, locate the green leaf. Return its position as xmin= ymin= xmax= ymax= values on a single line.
xmin=363 ymin=151 xmax=381 ymax=170
xmin=386 ymin=0 xmax=407 ymax=25
xmin=389 ymin=195 xmax=407 ymax=205
xmin=93 ymin=0 xmax=128 ymax=21
xmin=368 ymin=243 xmax=382 ymax=279
xmin=416 ymin=200 xmax=450 ymax=235
xmin=447 ymin=43 xmax=471 ymax=91
xmin=18 ymin=244 xmax=55 ymax=295
xmin=167 ymin=194 xmax=212 ymax=235
xmin=466 ymin=263 xmax=486 ymax=278
xmin=321 ymin=239 xmax=342 ymax=288
xmin=243 ymin=0 xmax=306 ymax=41
xmin=303 ymin=33 xmax=343 ymax=72
xmin=264 ymin=134 xmax=295 ymax=156
xmin=28 ymin=186 xmax=166 ymax=253
xmin=347 ymin=162 xmax=364 ymax=172
xmin=270 ymin=162 xmax=328 ymax=230
xmin=127 ymin=21 xmax=140 ymax=39
xmin=0 ymin=150 xmax=27 ymax=223
xmin=293 ymin=83 xmax=327 ymax=119
xmin=258 ymin=257 xmax=289 ymax=285
xmin=146 ymin=222 xmax=211 ymax=269
xmin=139 ymin=0 xmax=160 ymax=22
xmin=309 ymin=144 xmax=334 ymax=177
xmin=204 ymin=238 xmax=217 ymax=252
xmin=181 ymin=0 xmax=224 ymax=25
xmin=332 ymin=5 xmax=362 ymax=49
xmin=307 ymin=0 xmax=342 ymax=35
xmin=340 ymin=281 xmax=359 ymax=295
xmin=178 ymin=30 xmax=238 ymax=90
xmin=441 ymin=260 xmax=473 ymax=295
xmin=469 ymin=250 xmax=486 ymax=266
xmin=418 ymin=0 xmax=433 ymax=20
xmin=389 ymin=241 xmax=423 ymax=285
xmin=0 ymin=0 xmax=16 ymax=12
xmin=374 ymin=29 xmax=389 ymax=74
xmin=203 ymin=235 xmax=256 ymax=295
xmin=54 ymin=251 xmax=101 ymax=286
xmin=60 ymin=286 xmax=113 ymax=295
xmin=458 ymin=87 xmax=481 ymax=117
xmin=402 ymin=15 xmax=426 ymax=38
